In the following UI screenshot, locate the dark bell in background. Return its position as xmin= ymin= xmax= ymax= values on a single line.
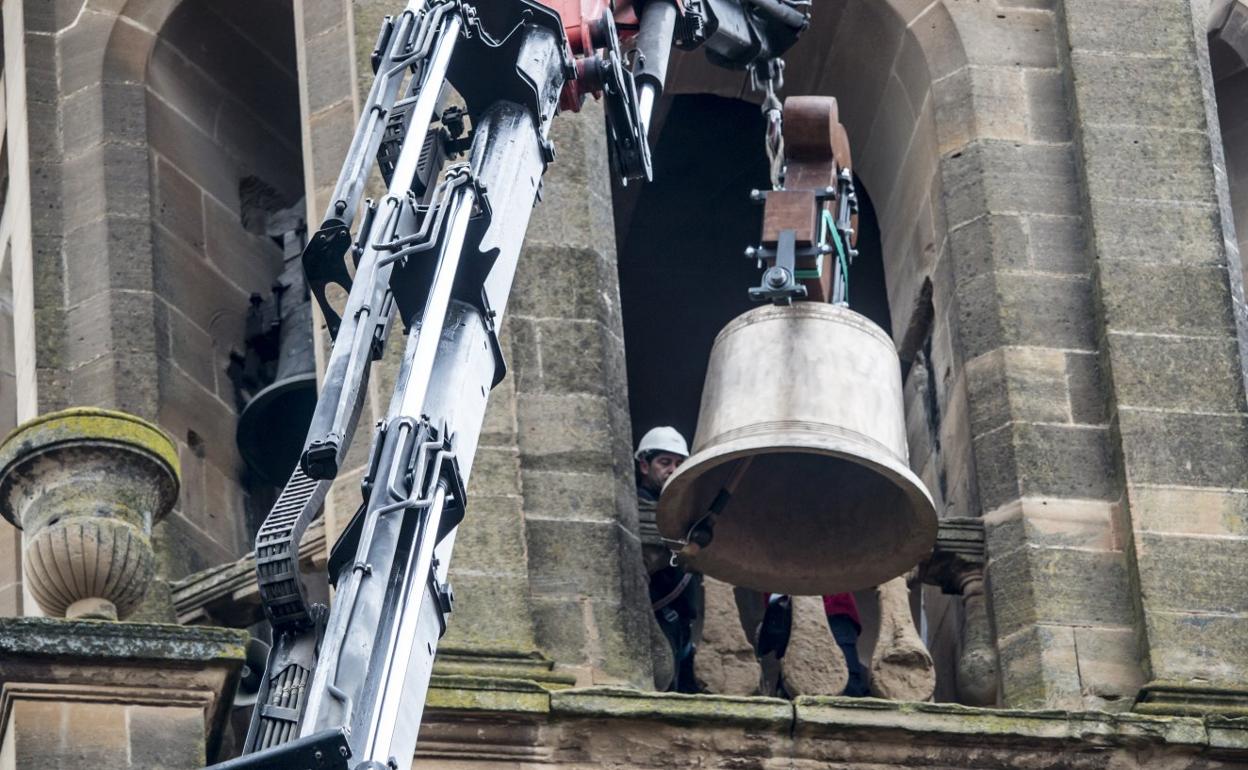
xmin=231 ymin=205 xmax=318 ymax=487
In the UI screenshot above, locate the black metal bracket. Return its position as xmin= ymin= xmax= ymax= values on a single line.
xmin=387 ymin=169 xmax=494 ymax=329
xmin=430 ymin=574 xmax=455 ymax=637
xmin=449 ymin=0 xmax=575 ymax=123
xmin=327 ymin=418 xmax=467 ymax=586
xmin=478 ymin=288 xmax=508 ymax=389
xmin=745 ymin=186 xmax=840 ymax=305
xmin=301 ymin=222 xmax=355 ymax=338
xmin=748 ymin=229 xmax=807 ymax=304
xmin=589 ymin=11 xmax=652 ymax=182
xmin=210 ymin=728 xmax=351 ymax=770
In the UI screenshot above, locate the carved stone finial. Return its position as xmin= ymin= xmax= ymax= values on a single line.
xmin=0 ymin=408 xmax=180 ymax=621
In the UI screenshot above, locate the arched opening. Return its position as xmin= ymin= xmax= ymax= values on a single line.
xmin=615 ymin=0 xmax=977 ymax=703
xmin=1210 ymin=1 xmax=1248 ymax=287
xmin=144 ymin=0 xmax=305 ymax=578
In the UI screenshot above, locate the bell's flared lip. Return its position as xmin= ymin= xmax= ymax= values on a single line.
xmin=656 ymin=430 xmax=938 ymax=594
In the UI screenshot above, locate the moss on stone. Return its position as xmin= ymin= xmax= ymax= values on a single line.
xmin=552 ymin=687 xmax=793 ymax=729
xmin=432 ymin=659 xmax=577 ymax=688
xmin=0 ymin=407 xmax=180 ymax=483
xmin=0 ymin=617 xmax=247 ymax=663
xmin=427 ymin=674 xmax=552 ymax=713
xmin=795 ymin=695 xmax=1212 ymax=747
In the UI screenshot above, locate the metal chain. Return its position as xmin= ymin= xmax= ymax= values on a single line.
xmin=751 ymin=59 xmax=786 ymax=190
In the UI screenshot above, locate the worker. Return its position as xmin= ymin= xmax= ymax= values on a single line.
xmin=634 ymin=426 xmax=701 ymax=692
xmin=635 ymin=426 xmax=689 ymax=505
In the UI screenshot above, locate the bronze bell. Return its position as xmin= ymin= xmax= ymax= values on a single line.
xmin=656 ymin=303 xmax=937 ymax=595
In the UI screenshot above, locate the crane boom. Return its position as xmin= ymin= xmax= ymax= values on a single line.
xmin=210 ymin=1 xmax=809 ymax=768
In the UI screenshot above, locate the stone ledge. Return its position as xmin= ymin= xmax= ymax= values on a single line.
xmin=551 ymin=687 xmax=792 ymax=729
xmin=433 ymin=646 xmax=578 ymax=688
xmin=796 ymin=696 xmax=1214 ymax=747
xmin=420 ymin=681 xmax=1248 ymax=759
xmin=1137 ymin=681 xmax=1248 ymax=718
xmin=427 ymin=675 xmax=553 ymax=714
xmin=0 ymin=616 xmax=248 ymax=663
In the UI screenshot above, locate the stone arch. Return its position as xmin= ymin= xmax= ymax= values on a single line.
xmin=86 ymin=0 xmax=306 ymax=578
xmin=658 ymin=0 xmax=1099 ymax=707
xmin=636 ymin=0 xmax=985 ymax=703
xmin=662 ymin=3 xmax=978 ymax=523
xmin=666 ymin=1 xmax=971 ymax=359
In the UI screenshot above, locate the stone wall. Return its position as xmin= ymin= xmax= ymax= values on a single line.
xmin=145 ymin=1 xmax=304 ymax=578
xmin=4 ymin=0 xmax=1247 ymax=722
xmin=1058 ymin=0 xmax=1248 ymax=709
xmin=414 ymin=684 xmax=1248 ymax=770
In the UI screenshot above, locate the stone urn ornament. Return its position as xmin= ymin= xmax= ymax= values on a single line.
xmin=0 ymin=408 xmax=180 ymax=621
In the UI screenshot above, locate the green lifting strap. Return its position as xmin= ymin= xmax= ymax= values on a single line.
xmin=815 ymin=208 xmax=850 ymax=301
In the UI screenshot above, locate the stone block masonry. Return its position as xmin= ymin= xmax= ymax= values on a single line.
xmin=0 ymin=617 xmax=247 ymax=769
xmin=17 ymin=0 xmax=307 ymax=609
xmin=1059 ymin=0 xmax=1248 ymax=710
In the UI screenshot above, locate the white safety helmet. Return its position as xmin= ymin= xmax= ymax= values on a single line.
xmin=634 ymin=426 xmax=690 ymax=462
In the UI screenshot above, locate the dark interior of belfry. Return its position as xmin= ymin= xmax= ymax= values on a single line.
xmin=616 ymin=94 xmax=890 ymax=444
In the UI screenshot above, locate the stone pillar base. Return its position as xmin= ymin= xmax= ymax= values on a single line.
xmin=1136 ymin=681 xmax=1248 ymax=717
xmin=0 ymin=617 xmax=246 ymax=769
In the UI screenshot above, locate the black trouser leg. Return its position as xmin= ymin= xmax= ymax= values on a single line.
xmin=828 ymin=615 xmax=869 ymax=697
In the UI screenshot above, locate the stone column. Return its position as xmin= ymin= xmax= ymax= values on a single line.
xmin=0 ymin=617 xmax=246 ymax=769
xmin=1057 ymin=0 xmax=1248 ymax=714
xmin=921 ymin=517 xmax=999 ymax=707
xmin=870 ymin=578 xmax=936 ymax=702
xmin=508 ymin=103 xmax=654 ymax=688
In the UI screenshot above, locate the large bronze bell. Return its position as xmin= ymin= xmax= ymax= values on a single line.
xmin=657 ymin=303 xmax=937 ymax=595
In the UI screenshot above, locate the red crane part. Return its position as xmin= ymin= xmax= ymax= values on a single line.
xmin=535 ymin=0 xmax=642 ymax=111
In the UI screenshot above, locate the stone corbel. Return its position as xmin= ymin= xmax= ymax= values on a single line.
xmin=918 ymin=517 xmax=999 ymax=707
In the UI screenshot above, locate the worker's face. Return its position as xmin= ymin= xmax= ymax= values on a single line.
xmin=639 ymin=451 xmax=685 ymax=492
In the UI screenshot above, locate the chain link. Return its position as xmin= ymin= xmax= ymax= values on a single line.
xmin=751 ymin=59 xmax=786 ymax=190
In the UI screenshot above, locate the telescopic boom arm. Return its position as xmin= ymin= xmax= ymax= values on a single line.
xmin=211 ymin=2 xmax=808 ymax=769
